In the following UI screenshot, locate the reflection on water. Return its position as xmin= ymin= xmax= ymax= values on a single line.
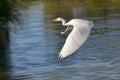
xmin=0 ymin=0 xmax=120 ymax=80
xmin=0 ymin=0 xmax=21 ymax=80
xmin=0 ymin=49 xmax=11 ymax=80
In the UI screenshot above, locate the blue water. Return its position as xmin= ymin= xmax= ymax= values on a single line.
xmin=1 ymin=0 xmax=120 ymax=80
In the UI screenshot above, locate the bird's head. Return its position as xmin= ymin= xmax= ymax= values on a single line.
xmin=53 ymin=17 xmax=64 ymax=22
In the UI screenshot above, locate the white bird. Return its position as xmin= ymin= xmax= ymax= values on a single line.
xmin=53 ymin=17 xmax=94 ymax=58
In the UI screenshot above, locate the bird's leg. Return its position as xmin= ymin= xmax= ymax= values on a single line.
xmin=92 ymin=28 xmax=104 ymax=34
xmin=92 ymin=28 xmax=97 ymax=32
xmin=61 ymin=26 xmax=69 ymax=34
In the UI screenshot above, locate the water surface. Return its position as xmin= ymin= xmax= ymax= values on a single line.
xmin=0 ymin=0 xmax=120 ymax=80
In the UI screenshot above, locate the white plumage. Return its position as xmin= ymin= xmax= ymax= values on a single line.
xmin=53 ymin=17 xmax=94 ymax=58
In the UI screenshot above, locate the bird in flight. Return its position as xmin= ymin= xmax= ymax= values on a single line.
xmin=53 ymin=17 xmax=94 ymax=59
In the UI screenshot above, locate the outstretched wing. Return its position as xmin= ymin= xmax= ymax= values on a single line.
xmin=59 ymin=25 xmax=91 ymax=58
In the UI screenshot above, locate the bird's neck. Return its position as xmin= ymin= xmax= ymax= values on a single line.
xmin=61 ymin=19 xmax=66 ymax=26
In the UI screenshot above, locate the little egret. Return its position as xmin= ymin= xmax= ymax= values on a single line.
xmin=53 ymin=17 xmax=94 ymax=58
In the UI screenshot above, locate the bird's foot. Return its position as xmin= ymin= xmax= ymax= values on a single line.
xmin=61 ymin=32 xmax=65 ymax=34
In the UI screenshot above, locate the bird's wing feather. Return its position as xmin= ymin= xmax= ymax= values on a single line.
xmin=59 ymin=25 xmax=91 ymax=58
